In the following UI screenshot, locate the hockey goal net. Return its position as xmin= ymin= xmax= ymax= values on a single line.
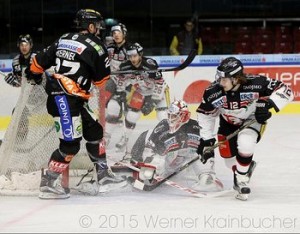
xmin=0 ymin=76 xmax=105 ymax=196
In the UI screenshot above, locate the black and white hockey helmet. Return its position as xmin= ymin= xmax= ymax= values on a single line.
xmin=127 ymin=42 xmax=143 ymax=56
xmin=167 ymin=100 xmax=191 ymax=133
xmin=111 ymin=23 xmax=127 ymax=36
xmin=216 ymin=57 xmax=244 ymax=80
xmin=17 ymin=34 xmax=33 ymax=47
xmin=74 ymin=9 xmax=104 ymax=30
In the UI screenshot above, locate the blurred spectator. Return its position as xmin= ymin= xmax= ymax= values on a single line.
xmin=169 ymin=19 xmax=203 ymax=55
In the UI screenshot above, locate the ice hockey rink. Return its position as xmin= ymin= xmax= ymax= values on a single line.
xmin=0 ymin=113 xmax=299 ymax=233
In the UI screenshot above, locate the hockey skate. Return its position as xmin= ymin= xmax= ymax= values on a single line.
xmin=39 ymin=169 xmax=70 ymax=199
xmin=233 ymin=160 xmax=257 ymax=201
xmin=97 ymin=167 xmax=128 ymax=193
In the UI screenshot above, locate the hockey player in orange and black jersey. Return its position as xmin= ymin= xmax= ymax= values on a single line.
xmin=130 ymin=100 xmax=223 ymax=191
xmin=196 ymin=56 xmax=294 ymax=200
xmin=27 ymin=9 xmax=127 ymax=199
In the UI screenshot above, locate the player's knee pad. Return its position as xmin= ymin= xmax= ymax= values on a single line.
xmin=83 ymin=121 xmax=103 ymax=142
xmin=125 ymin=110 xmax=141 ymax=128
xmin=106 ymin=99 xmax=121 ymax=119
xmin=237 ymin=129 xmax=258 ymax=156
xmin=59 ymin=139 xmax=80 ymax=156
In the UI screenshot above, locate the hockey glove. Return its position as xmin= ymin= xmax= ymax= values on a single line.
xmin=255 ymin=99 xmax=272 ymax=124
xmin=26 ymin=68 xmax=42 ymax=85
xmin=197 ymin=138 xmax=216 ymax=164
xmin=4 ymin=73 xmax=21 ymax=87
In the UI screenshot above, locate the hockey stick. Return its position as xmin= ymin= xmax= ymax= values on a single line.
xmin=111 ymin=49 xmax=197 ymax=75
xmin=139 ymin=119 xmax=257 ymax=191
xmin=113 ymin=159 xmax=232 ymax=198
xmin=0 ymin=70 xmax=7 ymax=78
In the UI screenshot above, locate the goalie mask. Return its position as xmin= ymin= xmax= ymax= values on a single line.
xmin=167 ymin=100 xmax=191 ymax=133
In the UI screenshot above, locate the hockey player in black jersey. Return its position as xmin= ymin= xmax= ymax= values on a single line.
xmin=4 ymin=34 xmax=35 ymax=87
xmin=196 ymin=56 xmax=294 ymax=200
xmin=131 ymin=100 xmax=223 ymax=191
xmin=2 ymin=34 xmax=36 ymax=144
xmin=27 ymin=9 xmax=127 ymax=199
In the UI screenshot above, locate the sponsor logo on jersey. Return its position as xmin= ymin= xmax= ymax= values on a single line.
xmin=187 ymin=133 xmax=200 ymax=147
xmin=207 ymin=90 xmax=222 ymax=102
xmin=58 ymin=39 xmax=86 ymax=54
xmin=55 ymin=95 xmax=73 ymax=141
xmin=56 ymin=50 xmax=76 ymax=60
xmin=243 ymin=84 xmax=262 ymax=90
xmin=212 ymin=96 xmax=226 ymax=108
xmin=164 ymin=136 xmax=178 ymax=151
xmin=240 ymin=92 xmax=259 ymax=101
xmin=85 ymin=38 xmax=105 ymax=56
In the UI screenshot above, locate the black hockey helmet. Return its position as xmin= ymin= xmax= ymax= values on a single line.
xmin=111 ymin=23 xmax=127 ymax=36
xmin=17 ymin=34 xmax=33 ymax=47
xmin=216 ymin=57 xmax=247 ymax=84
xmin=74 ymin=9 xmax=104 ymax=30
xmin=127 ymin=42 xmax=143 ymax=56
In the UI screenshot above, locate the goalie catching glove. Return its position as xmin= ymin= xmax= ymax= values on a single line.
xmin=255 ymin=99 xmax=272 ymax=124
xmin=197 ymin=138 xmax=216 ymax=164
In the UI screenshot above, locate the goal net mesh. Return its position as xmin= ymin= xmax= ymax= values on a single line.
xmin=0 ymin=77 xmax=102 ymax=195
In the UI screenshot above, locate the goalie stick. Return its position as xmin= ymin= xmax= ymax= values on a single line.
xmin=111 ymin=49 xmax=197 ymax=75
xmin=130 ymin=119 xmax=257 ymax=191
xmin=114 ymin=160 xmax=232 ymax=198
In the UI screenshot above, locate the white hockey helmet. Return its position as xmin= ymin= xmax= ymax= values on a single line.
xmin=111 ymin=23 xmax=127 ymax=36
xmin=167 ymin=100 xmax=191 ymax=133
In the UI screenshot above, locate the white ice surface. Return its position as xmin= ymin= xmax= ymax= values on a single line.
xmin=0 ymin=114 xmax=299 ymax=233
